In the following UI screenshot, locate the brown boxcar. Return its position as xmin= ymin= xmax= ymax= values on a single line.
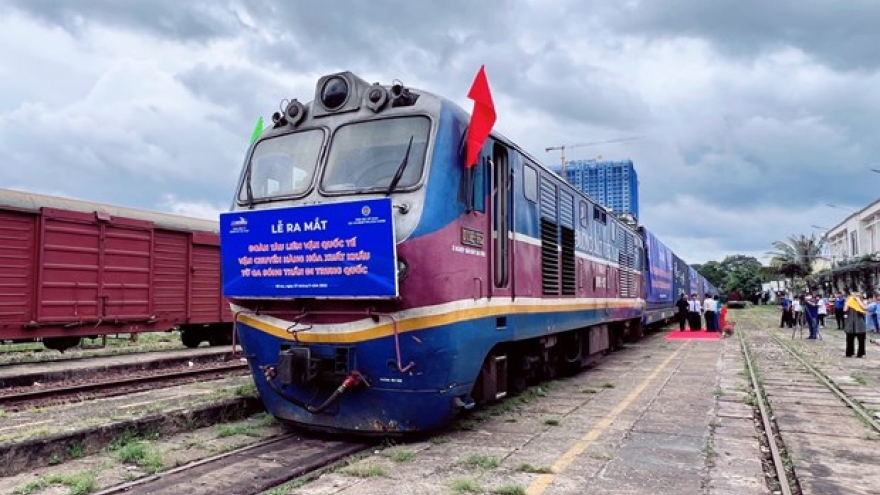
xmin=0 ymin=189 xmax=232 ymax=351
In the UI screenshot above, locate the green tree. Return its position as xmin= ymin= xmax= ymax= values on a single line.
xmin=692 ymin=261 xmax=726 ymax=292
xmin=767 ymin=233 xmax=825 ymax=290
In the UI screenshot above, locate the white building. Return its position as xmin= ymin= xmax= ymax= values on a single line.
xmin=825 ymin=197 xmax=880 ymax=263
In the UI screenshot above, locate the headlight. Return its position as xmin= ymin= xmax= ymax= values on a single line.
xmin=396 ymin=258 xmax=409 ymax=281
xmin=320 ymin=76 xmax=349 ymax=110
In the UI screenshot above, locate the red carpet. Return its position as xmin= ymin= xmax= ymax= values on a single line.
xmin=665 ymin=330 xmax=722 ymax=340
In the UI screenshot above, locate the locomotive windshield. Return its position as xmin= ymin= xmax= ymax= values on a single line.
xmin=321 ymin=116 xmax=430 ymax=193
xmin=238 ymin=129 xmax=324 ymax=202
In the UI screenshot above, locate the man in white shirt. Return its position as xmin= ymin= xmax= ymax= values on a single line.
xmin=817 ymin=295 xmax=828 ymax=328
xmin=703 ymin=293 xmax=717 ymax=331
xmin=688 ymin=293 xmax=702 ymax=330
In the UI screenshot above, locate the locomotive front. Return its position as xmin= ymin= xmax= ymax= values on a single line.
xmin=220 ymin=72 xmax=475 ymax=433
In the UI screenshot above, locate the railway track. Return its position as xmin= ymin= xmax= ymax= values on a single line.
xmin=0 ymin=362 xmax=249 ymax=410
xmin=738 ymin=326 xmax=880 ymax=495
xmin=91 ymin=433 xmax=371 ymax=495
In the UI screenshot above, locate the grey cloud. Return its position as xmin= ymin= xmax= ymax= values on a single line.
xmin=4 ymin=0 xmax=243 ymax=41
xmin=608 ymin=0 xmax=880 ymax=71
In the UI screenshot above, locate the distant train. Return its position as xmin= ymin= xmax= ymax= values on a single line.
xmin=0 ymin=189 xmax=233 ymax=351
xmin=221 ymin=71 xmax=715 ymax=434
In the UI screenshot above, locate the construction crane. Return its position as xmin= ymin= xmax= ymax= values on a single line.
xmin=545 ymin=136 xmax=643 ymax=176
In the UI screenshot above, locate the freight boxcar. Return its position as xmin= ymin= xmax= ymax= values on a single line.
xmin=639 ymin=227 xmax=676 ymax=326
xmin=0 ymin=189 xmax=232 ymax=351
xmin=672 ymin=253 xmax=689 ymax=299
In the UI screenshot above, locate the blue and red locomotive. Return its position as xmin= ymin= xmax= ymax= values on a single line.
xmin=220 ymin=71 xmax=712 ymax=434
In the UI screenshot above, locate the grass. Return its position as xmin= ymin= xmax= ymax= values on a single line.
xmin=543 ymin=419 xmax=560 ymax=426
xmin=429 ymin=436 xmax=449 ymax=445
xmin=14 ymin=472 xmax=97 ymax=495
xmin=389 ymin=450 xmax=415 ymax=462
xmin=216 ymin=423 xmax=261 ymax=438
xmin=0 ymin=407 xmax=6 ymax=418
xmin=492 ymin=485 xmax=526 ymax=495
xmin=254 ymin=412 xmax=276 ymax=427
xmin=517 ymin=463 xmax=553 ymax=474
xmin=450 ymin=477 xmax=483 ymax=493
xmin=600 ymin=382 xmax=615 ymax=389
xmin=463 ymin=453 xmax=501 ymax=469
xmin=339 ymin=464 xmax=388 ymax=478
xmin=852 ymin=373 xmax=868 ymax=386
xmin=712 ymin=387 xmax=725 ymax=397
xmin=235 ymin=383 xmax=258 ymax=397
xmin=113 ymin=440 xmax=165 ymax=474
xmin=581 ymin=388 xmax=597 ymax=394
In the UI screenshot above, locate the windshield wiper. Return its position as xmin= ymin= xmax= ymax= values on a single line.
xmin=244 ymin=163 xmax=255 ymax=208
xmin=386 ymin=135 xmax=414 ymax=196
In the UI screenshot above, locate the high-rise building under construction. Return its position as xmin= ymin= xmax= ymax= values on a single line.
xmin=551 ymin=159 xmax=639 ymax=221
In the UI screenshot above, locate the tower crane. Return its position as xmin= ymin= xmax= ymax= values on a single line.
xmin=545 ymin=136 xmax=643 ymax=176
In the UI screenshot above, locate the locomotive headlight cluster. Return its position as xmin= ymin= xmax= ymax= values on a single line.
xmin=320 ymin=76 xmax=350 ymax=110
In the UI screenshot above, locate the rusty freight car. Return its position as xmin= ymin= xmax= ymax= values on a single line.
xmin=0 ymin=188 xmax=232 ymax=351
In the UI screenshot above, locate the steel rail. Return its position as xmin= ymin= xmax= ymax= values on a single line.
xmin=90 ymin=434 xmax=299 ymax=495
xmin=90 ymin=433 xmax=370 ymax=495
xmin=766 ymin=331 xmax=880 ymax=433
xmin=0 ymin=362 xmax=248 ymax=406
xmin=737 ymin=329 xmax=794 ymax=495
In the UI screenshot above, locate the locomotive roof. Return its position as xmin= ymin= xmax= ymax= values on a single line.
xmin=0 ymin=188 xmax=219 ymax=233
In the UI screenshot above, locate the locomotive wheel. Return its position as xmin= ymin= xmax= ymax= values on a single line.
xmin=43 ymin=336 xmax=82 ymax=352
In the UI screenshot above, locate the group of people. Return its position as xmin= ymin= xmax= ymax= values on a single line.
xmin=778 ymin=290 xmax=874 ymax=358
xmin=777 ymin=292 xmax=826 ymax=339
xmin=675 ymin=293 xmax=723 ymax=332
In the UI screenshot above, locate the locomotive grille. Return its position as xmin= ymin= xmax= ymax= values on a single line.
xmin=561 ymin=226 xmax=575 ymax=295
xmin=618 ymin=230 xmax=637 ymax=298
xmin=540 ymin=179 xmax=559 ymax=295
xmin=541 ymin=218 xmax=560 ymax=295
xmin=559 ymin=192 xmax=575 ymax=296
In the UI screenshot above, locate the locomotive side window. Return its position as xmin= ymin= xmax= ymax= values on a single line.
xmin=239 ymin=129 xmax=324 ymax=202
xmin=322 ymin=116 xmax=430 ymax=193
xmin=579 ymin=201 xmax=588 ymax=227
xmin=523 ymin=164 xmax=537 ymax=203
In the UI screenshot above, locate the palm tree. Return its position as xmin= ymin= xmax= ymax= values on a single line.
xmin=767 ymin=233 xmax=825 ymax=291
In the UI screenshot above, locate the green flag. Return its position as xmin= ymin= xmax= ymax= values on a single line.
xmin=249 ymin=116 xmax=264 ymax=145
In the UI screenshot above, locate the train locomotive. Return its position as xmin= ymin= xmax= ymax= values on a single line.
xmin=221 ymin=71 xmax=713 ymax=434
xmin=0 ymin=189 xmax=233 ymax=351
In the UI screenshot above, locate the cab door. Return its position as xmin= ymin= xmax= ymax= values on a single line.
xmin=489 ymin=143 xmax=513 ymax=299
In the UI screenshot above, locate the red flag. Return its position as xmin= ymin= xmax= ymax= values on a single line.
xmin=464 ymin=65 xmax=496 ymax=168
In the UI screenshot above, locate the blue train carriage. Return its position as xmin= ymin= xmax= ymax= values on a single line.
xmin=220 ymin=71 xmax=646 ymax=434
xmin=672 ymin=253 xmax=689 ymax=299
xmin=688 ymin=265 xmax=701 ymax=297
xmin=638 ymin=227 xmax=676 ymax=326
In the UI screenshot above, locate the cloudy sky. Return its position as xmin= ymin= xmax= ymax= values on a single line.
xmin=2 ymin=1 xmax=878 ymax=265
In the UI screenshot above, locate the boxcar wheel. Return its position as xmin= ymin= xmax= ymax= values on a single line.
xmin=43 ymin=336 xmax=82 ymax=352
xmin=180 ymin=329 xmax=204 ymax=348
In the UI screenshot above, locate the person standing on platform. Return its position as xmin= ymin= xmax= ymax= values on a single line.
xmin=817 ymin=294 xmax=828 ymax=328
xmin=779 ymin=293 xmax=793 ymax=328
xmin=865 ymin=295 xmax=878 ymax=334
xmin=676 ymin=293 xmax=689 ymax=331
xmin=713 ymin=294 xmax=721 ymax=330
xmin=844 ymin=291 xmax=867 ymax=357
xmin=703 ymin=293 xmax=717 ymax=331
xmin=688 ymin=293 xmax=702 ymax=331
xmin=804 ymin=295 xmax=819 ymax=339
xmin=834 ymin=292 xmax=847 ymax=329
xmin=792 ymin=295 xmax=804 ymax=330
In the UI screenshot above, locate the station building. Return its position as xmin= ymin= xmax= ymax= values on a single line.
xmin=817 ymin=198 xmax=880 ymax=292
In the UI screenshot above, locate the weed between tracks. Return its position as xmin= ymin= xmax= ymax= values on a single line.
xmin=13 ymin=472 xmax=97 ymax=495
xmin=10 ymin=411 xmax=281 ymax=495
